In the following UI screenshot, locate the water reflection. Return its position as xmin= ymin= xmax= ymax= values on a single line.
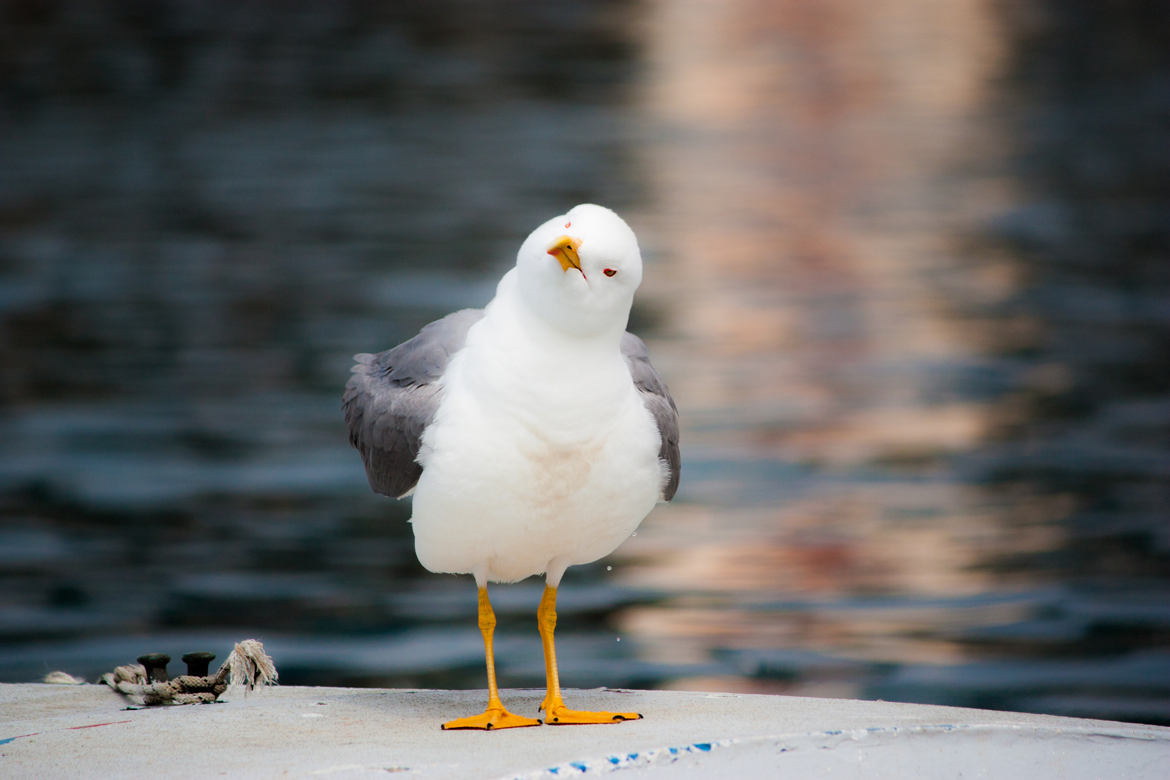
xmin=1 ymin=1 xmax=1167 ymax=726
xmin=623 ymin=0 xmax=1170 ymax=723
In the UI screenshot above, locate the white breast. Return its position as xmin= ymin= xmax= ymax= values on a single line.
xmin=408 ymin=273 xmax=664 ymax=584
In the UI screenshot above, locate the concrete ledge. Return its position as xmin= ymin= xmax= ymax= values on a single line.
xmin=3 ymin=684 xmax=1167 ymax=779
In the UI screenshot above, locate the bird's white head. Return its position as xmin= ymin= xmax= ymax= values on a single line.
xmin=514 ymin=204 xmax=643 ymax=337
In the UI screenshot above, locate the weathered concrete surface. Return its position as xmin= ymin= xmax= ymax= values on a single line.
xmin=2 ymin=684 xmax=1167 ymax=779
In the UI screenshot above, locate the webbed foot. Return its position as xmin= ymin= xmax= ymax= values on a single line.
xmin=441 ymin=705 xmax=541 ymax=730
xmin=542 ymin=702 xmax=641 ymax=725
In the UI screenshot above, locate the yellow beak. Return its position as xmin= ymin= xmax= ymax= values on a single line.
xmin=546 ymin=235 xmax=583 ymax=273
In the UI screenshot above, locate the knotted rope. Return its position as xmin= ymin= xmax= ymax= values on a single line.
xmin=101 ymin=639 xmax=277 ymax=706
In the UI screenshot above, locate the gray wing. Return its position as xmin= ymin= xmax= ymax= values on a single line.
xmin=343 ymin=309 xmax=485 ymax=499
xmin=621 ymin=332 xmax=681 ymax=502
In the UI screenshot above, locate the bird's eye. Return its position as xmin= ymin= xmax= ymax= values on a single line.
xmin=603 ymin=268 xmax=617 ymax=277
xmin=565 ymin=221 xmax=571 ymax=228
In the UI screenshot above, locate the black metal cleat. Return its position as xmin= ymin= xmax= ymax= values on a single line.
xmin=182 ymin=652 xmax=216 ymax=677
xmin=137 ymin=653 xmax=171 ymax=683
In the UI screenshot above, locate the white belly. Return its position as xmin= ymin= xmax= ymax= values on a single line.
xmin=409 ymin=363 xmax=664 ymax=584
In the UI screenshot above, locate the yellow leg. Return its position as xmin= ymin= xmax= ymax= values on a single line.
xmin=442 ymin=588 xmax=541 ymax=731
xmin=537 ymin=585 xmax=642 ymax=725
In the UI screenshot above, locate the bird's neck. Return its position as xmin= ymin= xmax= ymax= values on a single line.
xmin=456 ymin=272 xmax=633 ymax=424
xmin=491 ymin=269 xmax=628 ymax=358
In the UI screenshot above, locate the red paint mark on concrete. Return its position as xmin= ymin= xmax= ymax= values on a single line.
xmin=68 ymin=720 xmax=131 ymax=730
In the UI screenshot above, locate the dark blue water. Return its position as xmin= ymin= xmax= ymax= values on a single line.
xmin=1 ymin=0 xmax=1167 ymax=726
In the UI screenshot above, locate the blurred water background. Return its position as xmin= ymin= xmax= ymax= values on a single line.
xmin=1 ymin=0 xmax=1168 ymax=726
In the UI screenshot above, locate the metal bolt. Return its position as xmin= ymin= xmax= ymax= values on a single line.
xmin=137 ymin=653 xmax=171 ymax=683
xmin=182 ymin=651 xmax=216 ymax=677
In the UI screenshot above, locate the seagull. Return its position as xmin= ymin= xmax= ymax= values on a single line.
xmin=343 ymin=204 xmax=679 ymax=730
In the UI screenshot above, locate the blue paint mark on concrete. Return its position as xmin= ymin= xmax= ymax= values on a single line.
xmin=514 ymin=737 xmax=743 ymax=779
xmin=0 ymin=734 xmax=35 ymax=746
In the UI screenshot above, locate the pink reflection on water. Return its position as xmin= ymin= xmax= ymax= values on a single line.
xmin=615 ymin=0 xmax=1040 ymax=691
